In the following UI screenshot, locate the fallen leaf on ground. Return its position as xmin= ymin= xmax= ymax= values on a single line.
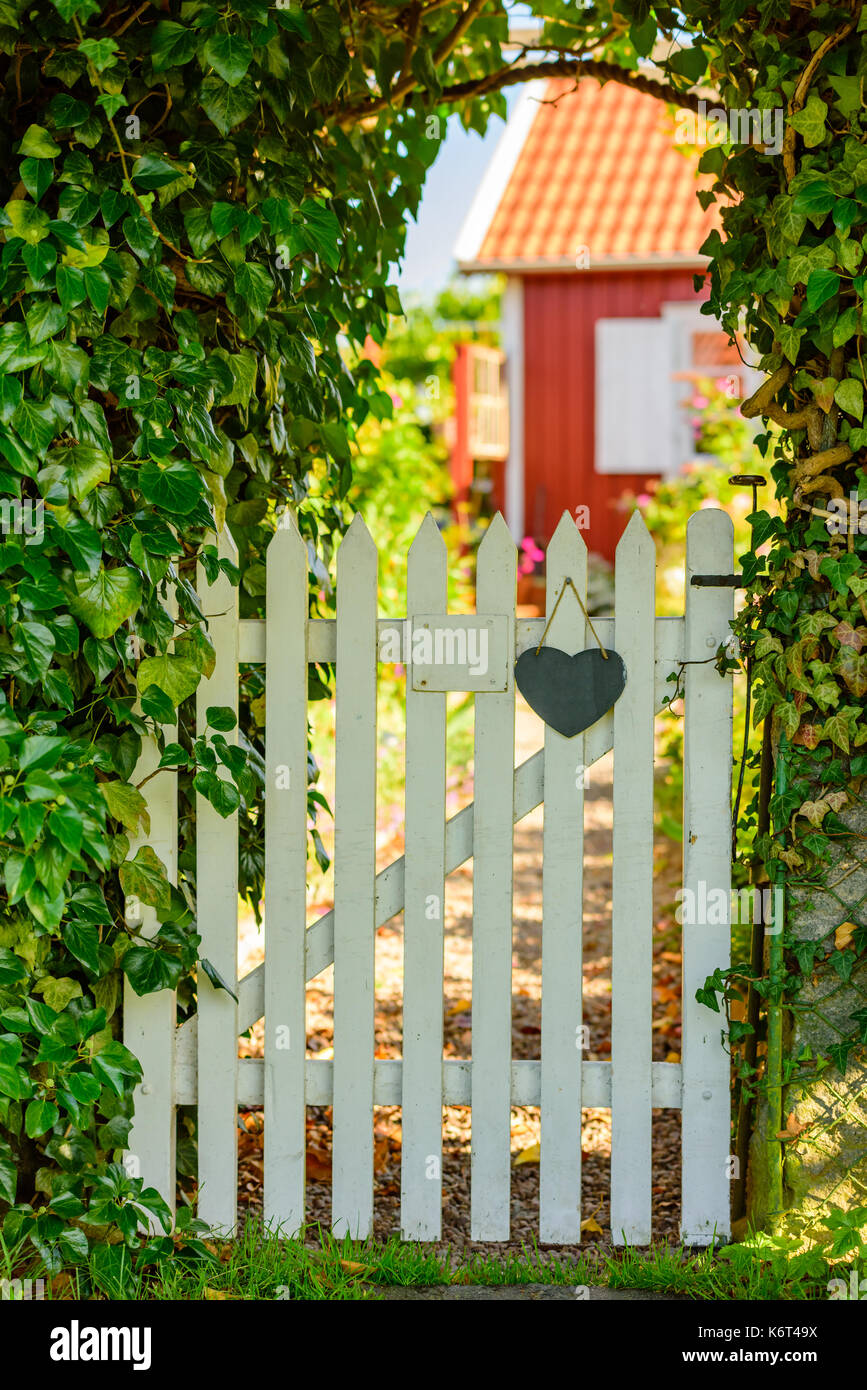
xmin=665 ymin=1051 xmax=681 ymax=1064
xmin=339 ymin=1260 xmax=368 ymax=1275
xmin=204 ymin=1287 xmax=238 ymax=1300
xmin=835 ymin=921 xmax=856 ymax=950
xmin=775 ymin=1111 xmax=814 ymax=1141
xmin=581 ymin=1217 xmax=603 ymax=1235
xmin=513 ymin=1141 xmax=540 ymax=1165
xmin=446 ymin=998 xmax=472 ymax=1017
xmin=306 ymin=1147 xmax=332 ymax=1181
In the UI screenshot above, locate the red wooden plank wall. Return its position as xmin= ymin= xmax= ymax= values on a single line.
xmin=522 ymin=268 xmax=708 ymax=563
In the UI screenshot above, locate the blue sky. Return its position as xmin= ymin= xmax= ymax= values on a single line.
xmin=396 ymin=91 xmax=522 ymax=299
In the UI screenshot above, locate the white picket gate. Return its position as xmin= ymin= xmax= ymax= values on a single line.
xmin=124 ymin=506 xmax=734 ymax=1246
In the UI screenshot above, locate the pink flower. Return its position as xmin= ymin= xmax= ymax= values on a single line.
xmin=520 ymin=537 xmax=544 ymax=563
xmin=389 ymin=391 xmax=403 ymax=408
xmin=692 ymin=394 xmax=708 ymax=409
xmin=636 ymin=493 xmax=652 ymax=507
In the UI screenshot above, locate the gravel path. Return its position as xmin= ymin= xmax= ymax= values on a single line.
xmin=236 ymin=699 xmax=686 ymax=1254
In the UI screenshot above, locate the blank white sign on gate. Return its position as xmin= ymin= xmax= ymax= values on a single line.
xmin=407 ymin=614 xmax=510 ymax=691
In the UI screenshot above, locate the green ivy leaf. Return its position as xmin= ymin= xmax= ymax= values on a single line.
xmin=63 ymin=443 xmax=111 ymax=501
xmin=199 ymin=956 xmax=239 ymax=1002
xmin=777 ymin=323 xmax=804 ymax=363
xmin=151 ymin=20 xmax=198 ymax=71
xmin=90 ymin=1039 xmax=142 ymax=1095
xmin=20 ymin=158 xmax=53 ymax=204
xmin=131 ymin=155 xmax=184 ymax=191
xmin=832 ymin=304 xmax=860 ymax=348
xmin=17 ymin=621 xmax=56 ymax=680
xmin=822 ymin=706 xmax=857 ymax=753
xmin=83 ymin=265 xmax=111 ymax=314
xmin=19 ymin=124 xmax=62 ymax=159
xmin=835 ymin=377 xmax=864 ymax=420
xmin=298 ymin=199 xmax=342 ymax=271
xmin=206 ymin=705 xmax=237 ymax=732
xmin=95 ymin=92 xmax=127 ymax=120
xmin=78 ymin=36 xmax=119 ymax=72
xmin=118 ymin=845 xmax=172 ymax=913
xmin=0 ymin=1158 xmax=15 ymax=1205
xmin=12 ymin=397 xmax=58 ymax=452
xmin=65 ymin=1071 xmax=101 ymax=1104
xmin=667 ymin=42 xmax=708 ymax=84
xmin=25 ymin=1098 xmax=59 ymax=1138
xmin=788 ymin=93 xmax=828 ymax=148
xmin=136 ymin=653 xmax=201 ymax=706
xmin=199 ymin=75 xmax=257 ymax=135
xmin=0 ymin=948 xmax=27 ymax=986
xmin=828 ymin=1041 xmax=854 ymax=1074
xmin=820 ymin=552 xmax=861 ymax=596
xmin=212 ymin=348 xmax=257 ymax=406
xmin=56 ymin=264 xmax=87 ymax=311
xmin=791 ymin=180 xmax=836 ymax=220
xmin=137 ymin=459 xmax=204 ymax=514
xmin=121 ymin=945 xmax=183 ymax=996
xmin=194 ymin=769 xmax=240 ymax=817
xmin=4 ymin=200 xmax=51 ymax=244
xmin=0 ymin=1063 xmax=33 ymax=1101
xmin=227 ymin=261 xmax=274 ymax=323
xmin=202 ymin=32 xmax=254 ymax=87
xmin=99 ymin=780 xmax=150 ymax=835
xmin=806 ymin=268 xmax=840 ymax=311
xmin=67 ymin=566 xmax=142 ymax=639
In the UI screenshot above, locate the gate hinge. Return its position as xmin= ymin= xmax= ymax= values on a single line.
xmin=690 ymin=573 xmax=743 ymax=588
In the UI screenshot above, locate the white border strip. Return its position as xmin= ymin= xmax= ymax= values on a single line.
xmin=501 ymin=276 xmax=524 ymax=541
xmin=453 ymin=78 xmax=548 ymax=267
xmin=459 ymin=253 xmax=711 ymax=274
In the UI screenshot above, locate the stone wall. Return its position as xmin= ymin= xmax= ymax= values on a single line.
xmin=748 ymin=801 xmax=867 ymax=1243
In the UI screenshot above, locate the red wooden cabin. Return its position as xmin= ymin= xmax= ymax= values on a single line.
xmin=452 ymin=77 xmax=753 ymax=563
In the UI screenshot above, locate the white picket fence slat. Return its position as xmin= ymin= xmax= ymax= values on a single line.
xmin=331 ymin=516 xmax=379 ymax=1238
xmin=610 ymin=511 xmax=656 ymax=1244
xmin=195 ymin=532 xmax=240 ymax=1235
xmin=263 ymin=516 xmax=309 ymax=1233
xmin=681 ymin=509 xmax=734 ymax=1243
xmin=125 ymin=508 xmax=734 ymax=1248
xmin=470 ymin=515 xmax=517 ymax=1241
xmin=401 ymin=516 xmax=448 ymax=1239
xmin=539 ymin=513 xmax=587 ymax=1243
xmin=123 ymin=712 xmax=178 ymax=1228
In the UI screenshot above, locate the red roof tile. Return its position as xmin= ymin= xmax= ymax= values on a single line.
xmin=472 ymin=78 xmax=722 ymax=269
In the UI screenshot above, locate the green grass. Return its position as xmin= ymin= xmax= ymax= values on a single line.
xmin=6 ymin=1220 xmax=839 ymax=1301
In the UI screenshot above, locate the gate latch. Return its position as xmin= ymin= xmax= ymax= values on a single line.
xmin=690 ymin=573 xmax=743 ymax=588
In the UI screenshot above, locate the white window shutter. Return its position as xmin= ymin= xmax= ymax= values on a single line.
xmin=595 ymin=318 xmax=675 ymax=475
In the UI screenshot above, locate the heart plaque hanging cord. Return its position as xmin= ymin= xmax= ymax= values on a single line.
xmin=513 ymin=576 xmax=626 ymax=739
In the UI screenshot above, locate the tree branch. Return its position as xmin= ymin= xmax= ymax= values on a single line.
xmin=433 ymin=0 xmax=488 ymax=63
xmin=339 ymin=55 xmax=708 ymax=122
xmin=434 ymin=56 xmax=707 ymax=110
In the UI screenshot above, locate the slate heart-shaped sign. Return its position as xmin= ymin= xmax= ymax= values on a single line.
xmin=514 ymin=646 xmax=626 ymax=738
